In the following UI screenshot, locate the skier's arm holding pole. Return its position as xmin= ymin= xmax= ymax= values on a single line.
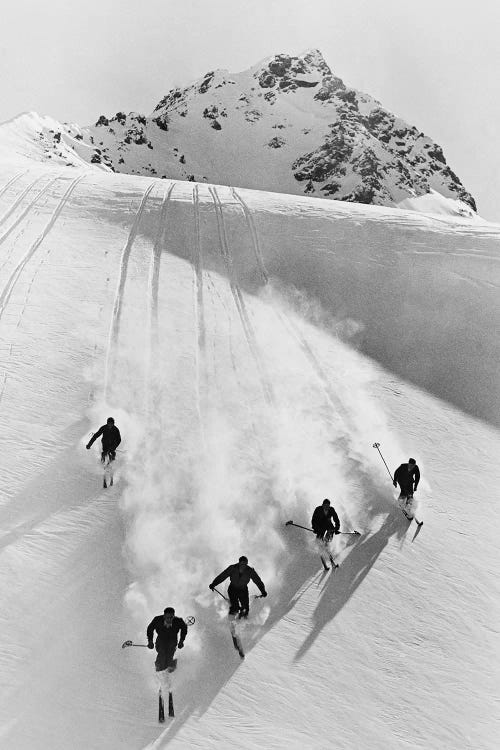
xmin=413 ymin=466 xmax=420 ymax=491
xmin=331 ymin=507 xmax=341 ymax=533
xmin=209 ymin=566 xmax=231 ymax=590
xmin=177 ymin=618 xmax=188 ymax=648
xmin=146 ymin=618 xmax=156 ymax=649
xmin=250 ymin=569 xmax=267 ymax=597
xmin=311 ymin=508 xmax=321 ymax=535
xmin=86 ymin=425 xmax=104 ymax=449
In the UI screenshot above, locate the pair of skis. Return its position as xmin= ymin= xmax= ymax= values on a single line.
xmin=212 ymin=587 xmax=265 ymax=659
xmin=158 ymin=688 xmax=174 ymax=721
xmin=122 ymin=641 xmax=176 ymax=721
xmin=400 ymin=500 xmax=420 ymax=523
xmin=102 ymin=455 xmax=114 ymax=489
xmin=285 ymin=520 xmax=361 ymax=571
xmin=320 ymin=547 xmax=338 ymax=572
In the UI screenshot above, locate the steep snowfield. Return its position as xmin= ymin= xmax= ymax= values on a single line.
xmin=0 ymin=164 xmax=498 ymax=750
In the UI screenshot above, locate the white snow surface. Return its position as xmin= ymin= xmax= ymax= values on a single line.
xmin=0 ymin=163 xmax=498 ymax=750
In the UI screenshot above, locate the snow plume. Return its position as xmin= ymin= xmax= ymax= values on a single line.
xmin=258 ymin=280 xmax=406 ymax=484
xmin=108 ymin=272 xmax=407 ymax=664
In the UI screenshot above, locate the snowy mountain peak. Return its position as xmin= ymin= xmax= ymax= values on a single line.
xmin=0 ymin=51 xmax=477 ymax=213
xmin=251 ymin=48 xmax=333 ymax=84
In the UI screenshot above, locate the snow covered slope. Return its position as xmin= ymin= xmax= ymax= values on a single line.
xmin=0 ymin=51 xmax=476 ymax=214
xmin=0 ymin=164 xmax=498 ymax=750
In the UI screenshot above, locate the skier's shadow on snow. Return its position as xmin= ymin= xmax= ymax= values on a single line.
xmin=293 ymin=513 xmax=406 ymax=662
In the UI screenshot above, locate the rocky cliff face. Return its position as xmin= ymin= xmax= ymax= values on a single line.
xmin=1 ymin=50 xmax=476 ymax=211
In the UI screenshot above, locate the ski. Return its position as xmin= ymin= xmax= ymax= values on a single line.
xmin=401 ymin=508 xmax=424 ymax=526
xmin=158 ymin=690 xmax=165 ymax=722
xmin=168 ymin=691 xmax=174 ymax=718
xmin=231 ymin=634 xmax=245 ymax=658
xmin=229 ymin=619 xmax=245 ymax=658
xmin=399 ymin=499 xmax=424 ymax=526
xmin=321 ymin=554 xmax=338 ymax=571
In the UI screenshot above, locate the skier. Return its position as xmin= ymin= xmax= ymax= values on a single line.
xmin=311 ymin=499 xmax=341 ymax=541
xmin=147 ymin=607 xmax=187 ymax=672
xmin=393 ymin=458 xmax=420 ymax=501
xmin=86 ymin=417 xmax=121 ymax=463
xmin=209 ymin=556 xmax=267 ymax=618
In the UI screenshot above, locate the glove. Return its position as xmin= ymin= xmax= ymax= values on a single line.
xmin=261 ymin=591 xmax=267 ymax=598
xmin=209 ymin=584 xmax=215 ymax=591
xmin=147 ymin=641 xmax=154 ymax=650
xmin=177 ymin=641 xmax=184 ymax=649
xmin=393 ymin=480 xmax=397 ymax=487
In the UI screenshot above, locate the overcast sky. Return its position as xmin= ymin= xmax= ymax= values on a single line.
xmin=1 ymin=0 xmax=498 ymax=220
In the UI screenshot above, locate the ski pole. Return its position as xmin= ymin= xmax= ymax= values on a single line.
xmin=285 ymin=520 xmax=314 ymax=533
xmin=212 ymin=587 xmax=228 ymax=601
xmin=285 ymin=520 xmax=360 ymax=536
xmin=372 ymin=442 xmax=394 ymax=482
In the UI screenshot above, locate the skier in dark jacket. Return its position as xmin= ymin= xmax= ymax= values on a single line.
xmin=209 ymin=556 xmax=267 ymax=618
xmin=311 ymin=499 xmax=340 ymax=541
xmin=147 ymin=607 xmax=187 ymax=672
xmin=393 ymin=458 xmax=420 ymax=500
xmin=86 ymin=417 xmax=121 ymax=462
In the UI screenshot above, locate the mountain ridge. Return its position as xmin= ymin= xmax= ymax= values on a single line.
xmin=0 ymin=50 xmax=476 ymax=213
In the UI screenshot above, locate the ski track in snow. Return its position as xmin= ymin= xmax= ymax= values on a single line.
xmin=232 ymin=184 xmax=351 ymax=423
xmin=0 ymin=163 xmax=498 ymax=750
xmin=104 ymin=180 xmax=157 ymax=396
xmin=149 ymin=182 xmax=176 ymax=356
xmin=0 ymin=173 xmax=62 ymax=255
xmin=0 ymin=170 xmax=27 ymax=202
xmin=0 ymin=174 xmax=83 ymax=319
xmin=191 ymin=183 xmax=207 ymax=437
xmin=208 ymin=184 xmax=274 ymax=405
xmin=0 ymin=173 xmax=47 ymax=228
xmin=147 ymin=180 xmax=176 ymax=414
